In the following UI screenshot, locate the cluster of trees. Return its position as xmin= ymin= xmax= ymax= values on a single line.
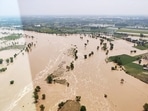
xmin=6 ymin=57 xmax=14 ymax=64
xmin=58 ymin=101 xmax=65 ymax=110
xmin=0 ymin=56 xmax=15 ymax=73
xmin=33 ymin=86 xmax=41 ymax=103
xmin=33 ymin=86 xmax=46 ymax=103
xmin=130 ymin=50 xmax=137 ymax=53
xmin=111 ymin=66 xmax=117 ymax=70
xmin=0 ymin=68 xmax=7 ymax=72
xmin=0 ymin=57 xmax=14 ymax=65
xmin=102 ymin=43 xmax=107 ymax=51
xmin=25 ymin=42 xmax=35 ymax=53
xmin=110 ymin=43 xmax=114 ymax=50
xmin=74 ymin=49 xmax=78 ymax=60
xmin=66 ymin=61 xmax=75 ymax=71
xmin=100 ymin=39 xmax=104 ymax=45
xmin=84 ymin=51 xmax=95 ymax=59
xmin=33 ymin=86 xmax=46 ymax=111
xmin=88 ymin=51 xmax=94 ymax=57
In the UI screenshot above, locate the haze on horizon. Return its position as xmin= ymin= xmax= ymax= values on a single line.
xmin=0 ymin=0 xmax=148 ymax=16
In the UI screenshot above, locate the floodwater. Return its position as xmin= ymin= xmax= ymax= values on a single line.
xmin=0 ymin=30 xmax=148 ymax=111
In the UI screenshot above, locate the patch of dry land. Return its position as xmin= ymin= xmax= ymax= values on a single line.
xmin=0 ymin=29 xmax=148 ymax=111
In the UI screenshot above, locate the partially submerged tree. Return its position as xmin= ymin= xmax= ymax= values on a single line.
xmin=0 ymin=59 xmax=3 ymax=64
xmin=46 ymin=75 xmax=53 ymax=84
xmin=10 ymin=80 xmax=14 ymax=85
xmin=6 ymin=59 xmax=9 ymax=64
xmin=80 ymin=105 xmax=86 ymax=111
xmin=42 ymin=94 xmax=46 ymax=100
xmin=10 ymin=57 xmax=13 ymax=63
xmin=70 ymin=62 xmax=74 ymax=70
xmin=143 ymin=103 xmax=148 ymax=111
xmin=40 ymin=104 xmax=45 ymax=111
xmin=84 ymin=55 xmax=87 ymax=59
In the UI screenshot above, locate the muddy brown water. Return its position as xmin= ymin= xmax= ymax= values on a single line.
xmin=0 ymin=30 xmax=148 ymax=111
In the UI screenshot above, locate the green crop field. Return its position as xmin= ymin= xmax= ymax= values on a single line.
xmin=117 ymin=28 xmax=148 ymax=34
xmin=109 ymin=54 xmax=148 ymax=83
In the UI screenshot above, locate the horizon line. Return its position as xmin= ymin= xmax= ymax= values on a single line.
xmin=1 ymin=14 xmax=148 ymax=17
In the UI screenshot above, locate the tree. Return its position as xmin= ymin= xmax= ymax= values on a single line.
xmin=10 ymin=80 xmax=14 ymax=85
xmin=80 ymin=106 xmax=86 ymax=111
xmin=139 ymin=59 xmax=142 ymax=64
xmin=0 ymin=68 xmax=7 ymax=72
xmin=97 ymin=46 xmax=99 ymax=50
xmin=42 ymin=94 xmax=46 ymax=100
xmin=111 ymin=67 xmax=115 ymax=70
xmin=58 ymin=102 xmax=65 ymax=109
xmin=104 ymin=94 xmax=107 ymax=98
xmin=84 ymin=55 xmax=87 ymax=59
xmin=143 ymin=103 xmax=148 ymax=111
xmin=40 ymin=104 xmax=45 ymax=111
xmin=10 ymin=57 xmax=13 ymax=63
xmin=106 ymin=50 xmax=109 ymax=55
xmin=35 ymin=86 xmax=41 ymax=92
xmin=6 ymin=59 xmax=9 ymax=64
xmin=100 ymin=39 xmax=104 ymax=45
xmin=46 ymin=75 xmax=53 ymax=84
xmin=120 ymin=79 xmax=124 ymax=84
xmin=14 ymin=54 xmax=17 ymax=58
xmin=70 ymin=62 xmax=74 ymax=70
xmin=33 ymin=93 xmax=39 ymax=103
xmin=110 ymin=43 xmax=114 ymax=50
xmin=0 ymin=59 xmax=3 ymax=64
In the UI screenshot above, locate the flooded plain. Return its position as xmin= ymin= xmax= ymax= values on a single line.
xmin=0 ymin=30 xmax=148 ymax=111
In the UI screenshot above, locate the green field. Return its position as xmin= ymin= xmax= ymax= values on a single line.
xmin=109 ymin=54 xmax=148 ymax=83
xmin=134 ymin=45 xmax=148 ymax=50
xmin=109 ymin=54 xmax=137 ymax=65
xmin=0 ymin=34 xmax=21 ymax=40
xmin=117 ymin=28 xmax=148 ymax=34
xmin=0 ymin=45 xmax=25 ymax=51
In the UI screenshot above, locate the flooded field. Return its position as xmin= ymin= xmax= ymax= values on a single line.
xmin=0 ymin=29 xmax=148 ymax=111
